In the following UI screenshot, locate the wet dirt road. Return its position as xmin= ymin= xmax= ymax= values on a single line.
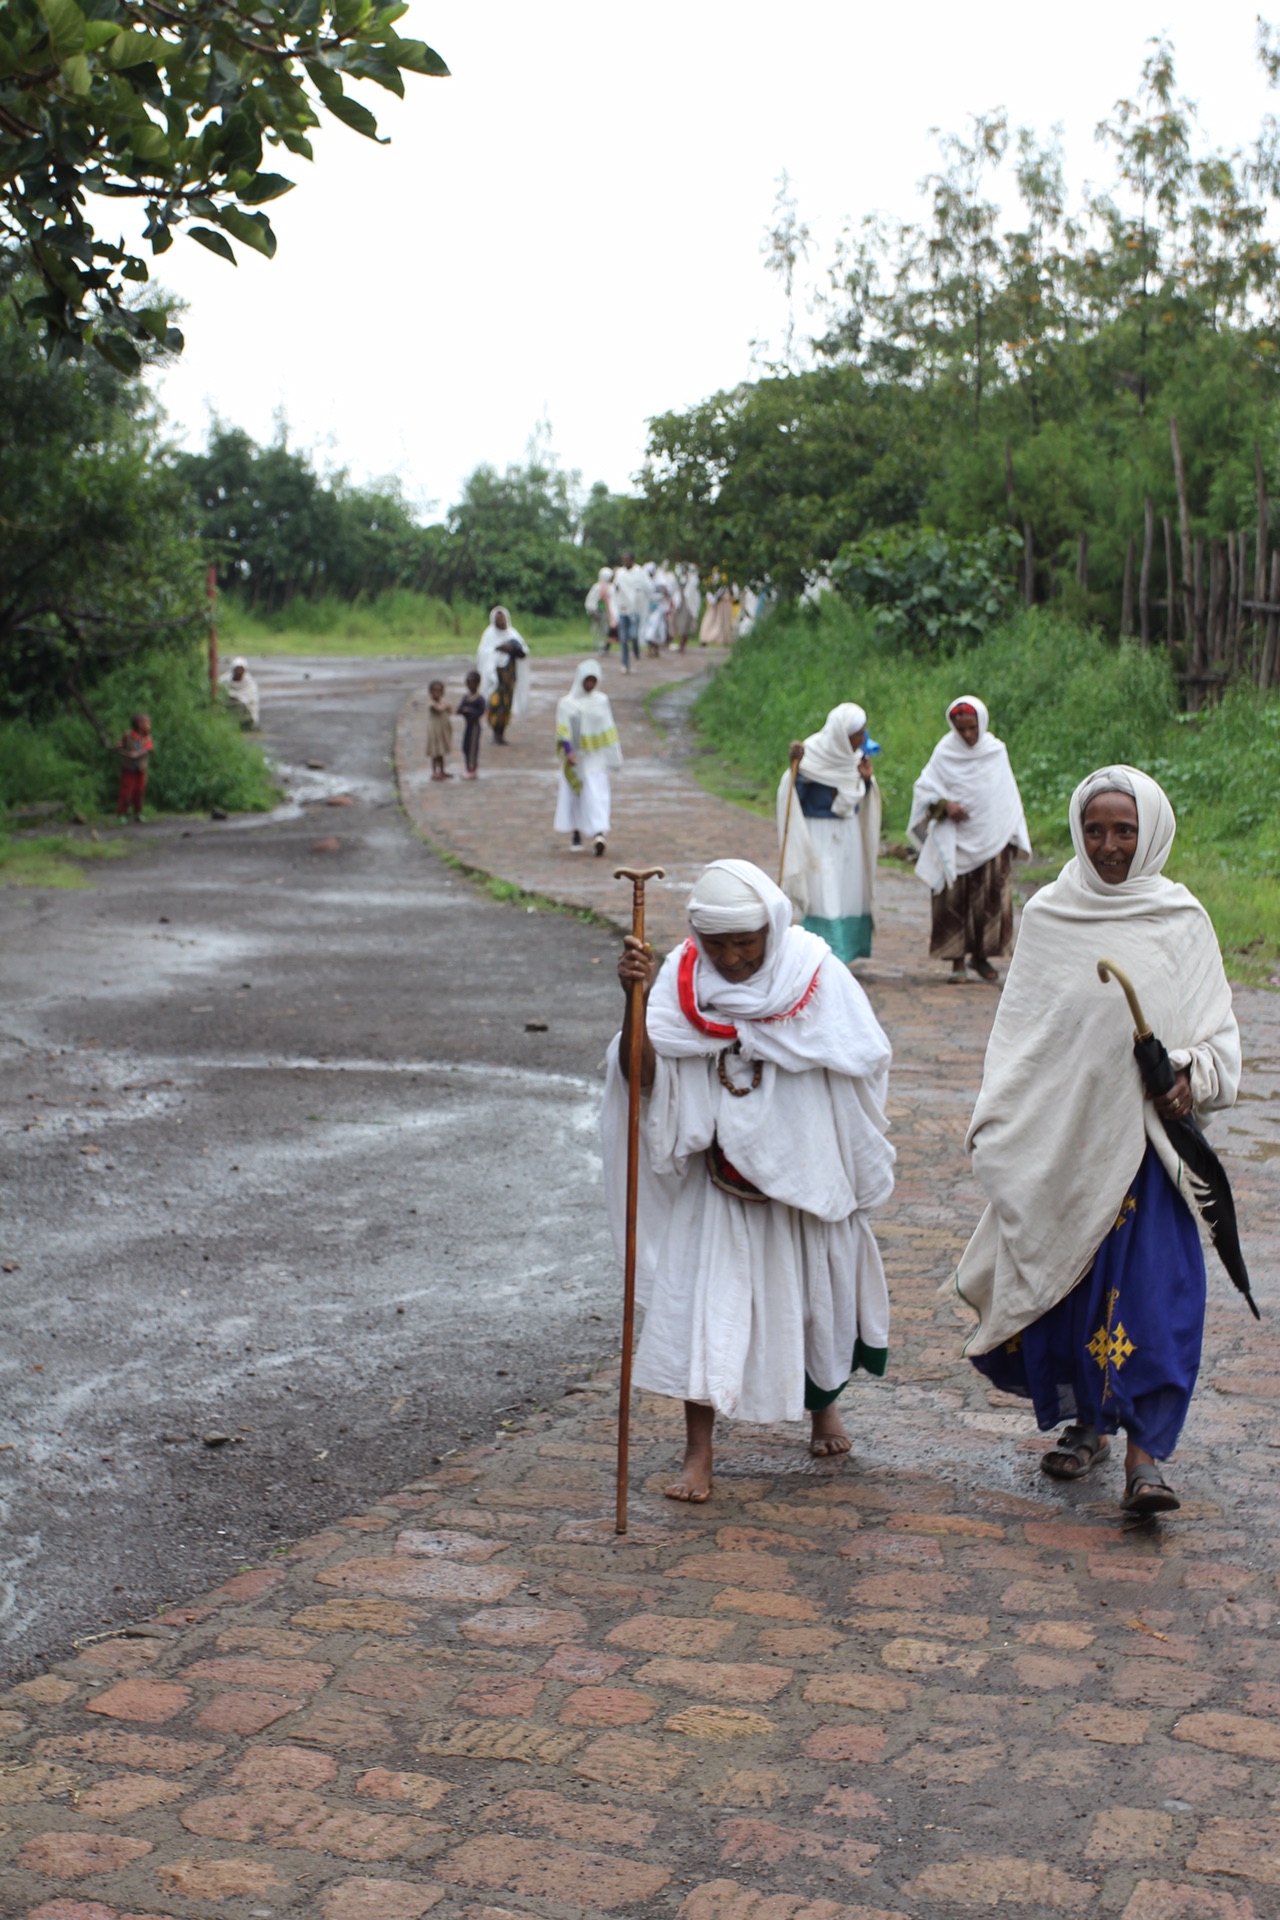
xmin=0 ymin=660 xmax=624 ymax=1678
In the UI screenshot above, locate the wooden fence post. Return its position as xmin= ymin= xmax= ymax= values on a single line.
xmin=1120 ymin=536 xmax=1135 ymax=636
xmin=1169 ymin=417 xmax=1195 ymax=650
xmin=1163 ymin=515 xmax=1177 ymax=645
xmin=1022 ymin=521 xmax=1034 ymax=606
xmin=1139 ymin=496 xmax=1153 ymax=645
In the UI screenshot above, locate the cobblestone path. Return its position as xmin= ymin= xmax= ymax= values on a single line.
xmin=4 ymin=652 xmax=1280 ymax=1919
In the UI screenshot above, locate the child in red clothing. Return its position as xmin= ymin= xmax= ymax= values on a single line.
xmin=116 ymin=711 xmax=154 ymax=821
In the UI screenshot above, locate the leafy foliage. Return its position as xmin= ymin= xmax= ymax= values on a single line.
xmin=0 ymin=0 xmax=447 ymax=367
xmin=639 ymin=31 xmax=1280 ymax=630
xmin=830 ymin=525 xmax=1023 ymax=651
xmin=0 ymin=258 xmax=206 ymax=717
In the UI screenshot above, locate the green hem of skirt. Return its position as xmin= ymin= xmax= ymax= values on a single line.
xmin=804 ymin=1342 xmax=888 ymax=1408
xmin=802 ymin=913 xmax=874 ymax=962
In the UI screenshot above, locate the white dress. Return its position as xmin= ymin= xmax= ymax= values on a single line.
xmin=602 ymin=914 xmax=895 ymax=1424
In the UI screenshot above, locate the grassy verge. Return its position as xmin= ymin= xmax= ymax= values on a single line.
xmin=0 ymin=829 xmax=132 ymax=889
xmin=694 ymin=600 xmax=1280 ymax=984
xmin=220 ymin=589 xmax=595 ymax=661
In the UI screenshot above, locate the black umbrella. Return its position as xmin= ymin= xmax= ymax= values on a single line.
xmin=1098 ymin=959 xmax=1259 ymax=1319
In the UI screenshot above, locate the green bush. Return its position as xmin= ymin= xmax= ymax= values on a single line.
xmin=0 ymin=645 xmax=276 ymax=817
xmin=830 ymin=525 xmax=1024 ymax=653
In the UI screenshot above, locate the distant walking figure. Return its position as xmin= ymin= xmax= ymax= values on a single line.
xmin=115 ymin=711 xmax=154 ymax=822
xmin=457 ymin=671 xmax=486 ymax=779
xmin=477 ymin=606 xmax=530 ymax=745
xmin=909 ymin=696 xmax=1031 ymax=983
xmin=554 ymin=658 xmax=621 ymax=857
xmin=777 ymin=703 xmax=881 ymax=963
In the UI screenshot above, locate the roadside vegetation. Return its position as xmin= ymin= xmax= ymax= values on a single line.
xmin=221 ymin=589 xmax=593 ymax=660
xmin=695 ymin=600 xmax=1280 ymax=982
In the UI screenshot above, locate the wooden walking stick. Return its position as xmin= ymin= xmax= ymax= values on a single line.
xmin=613 ymin=864 xmax=665 ymax=1535
xmin=777 ymin=742 xmax=803 ymax=886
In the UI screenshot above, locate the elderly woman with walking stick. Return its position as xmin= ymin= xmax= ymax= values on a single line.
xmin=602 ymin=858 xmax=896 ymax=1502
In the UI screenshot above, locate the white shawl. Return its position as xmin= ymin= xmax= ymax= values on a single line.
xmin=909 ymin=696 xmax=1031 ymax=891
xmin=776 ymin=703 xmax=881 ymax=921
xmin=476 ymin=607 xmax=531 ymax=717
xmin=955 ymin=767 xmax=1240 ymax=1356
xmin=555 ymin=658 xmax=621 ymax=768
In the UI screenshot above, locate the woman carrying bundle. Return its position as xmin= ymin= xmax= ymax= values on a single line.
xmin=477 ymin=606 xmax=531 ymax=745
xmin=605 ymin=858 xmax=895 ymax=1500
xmin=554 ymin=658 xmax=621 ymax=856
xmin=909 ymin=696 xmax=1030 ymax=983
xmin=777 ymin=702 xmax=881 ymax=964
xmin=955 ymin=767 xmax=1241 ymax=1516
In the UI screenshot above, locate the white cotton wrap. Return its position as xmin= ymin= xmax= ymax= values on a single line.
xmin=955 ymin=766 xmax=1240 ymax=1356
xmin=601 ymin=858 xmax=896 ymax=1422
xmin=909 ymin=695 xmax=1031 ymax=893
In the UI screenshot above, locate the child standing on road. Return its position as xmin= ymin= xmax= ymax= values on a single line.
xmin=116 ymin=711 xmax=153 ymax=822
xmin=426 ymin=680 xmax=454 ymax=780
xmin=457 ymin=671 xmax=485 ymax=781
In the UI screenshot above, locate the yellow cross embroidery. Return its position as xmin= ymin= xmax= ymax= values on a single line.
xmin=1087 ymin=1322 xmax=1135 ymax=1370
xmin=1087 ymin=1287 xmax=1135 ymax=1402
xmin=1112 ymin=1194 xmax=1137 ymax=1232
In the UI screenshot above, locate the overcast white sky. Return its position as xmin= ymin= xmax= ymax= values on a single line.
xmin=145 ymin=2 xmax=1278 ymax=517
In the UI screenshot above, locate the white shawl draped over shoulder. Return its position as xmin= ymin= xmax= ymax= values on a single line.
xmin=909 ymin=696 xmax=1030 ymax=893
xmin=777 ymin=702 xmax=882 ymax=921
xmin=956 ymin=767 xmax=1239 ymax=1356
xmin=477 ymin=608 xmax=531 ymax=717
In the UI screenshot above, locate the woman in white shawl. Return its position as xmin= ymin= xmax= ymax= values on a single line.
xmin=909 ymin=696 xmax=1031 ymax=982
xmin=955 ymin=767 xmax=1240 ymax=1516
xmin=554 ymin=658 xmax=621 ymax=857
xmin=585 ymin=568 xmax=616 ymax=652
xmin=221 ymin=656 xmax=260 ymax=728
xmin=777 ymin=703 xmax=882 ymax=963
xmin=606 ymin=859 xmax=895 ymax=1500
xmin=476 ymin=607 xmax=531 ymax=744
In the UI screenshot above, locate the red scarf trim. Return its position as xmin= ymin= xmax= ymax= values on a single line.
xmin=677 ymin=938 xmax=821 ymax=1038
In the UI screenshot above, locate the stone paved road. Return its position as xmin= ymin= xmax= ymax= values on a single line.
xmin=3 ymin=650 xmax=1280 ymax=1919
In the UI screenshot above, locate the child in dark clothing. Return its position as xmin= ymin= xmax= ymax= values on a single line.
xmin=116 ymin=711 xmax=154 ymax=821
xmin=457 ymin=671 xmax=485 ymax=780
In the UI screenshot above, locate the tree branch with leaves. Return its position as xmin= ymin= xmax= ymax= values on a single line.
xmin=0 ymin=0 xmax=448 ymax=369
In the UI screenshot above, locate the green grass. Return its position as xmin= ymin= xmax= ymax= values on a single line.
xmin=0 ymin=829 xmax=131 ymax=889
xmin=694 ymin=600 xmax=1280 ymax=984
xmin=0 ymin=645 xmax=278 ymax=822
xmin=220 ymin=589 xmax=595 ymax=660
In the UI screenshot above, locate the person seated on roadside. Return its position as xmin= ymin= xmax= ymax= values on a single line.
xmin=604 ymin=858 xmax=896 ymax=1502
xmin=221 ymin=656 xmax=260 ymax=727
xmin=955 ymin=767 xmax=1241 ymax=1517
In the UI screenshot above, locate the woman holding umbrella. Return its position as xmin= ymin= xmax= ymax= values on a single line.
xmin=954 ymin=767 xmax=1242 ymax=1516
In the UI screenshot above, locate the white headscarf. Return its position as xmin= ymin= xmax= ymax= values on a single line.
xmin=645 ymin=859 xmax=891 ymax=1082
xmin=909 ymin=695 xmax=1031 ymax=891
xmin=955 ymin=765 xmax=1239 ymax=1355
xmin=798 ymin=703 xmax=870 ymax=816
xmin=477 ymin=607 xmax=531 ymax=714
xmin=556 ymin=659 xmax=621 ymax=766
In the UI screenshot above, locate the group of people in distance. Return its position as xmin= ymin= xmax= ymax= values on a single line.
xmin=607 ymin=691 xmax=1242 ymax=1523
xmin=587 ymin=557 xmax=756 ymax=668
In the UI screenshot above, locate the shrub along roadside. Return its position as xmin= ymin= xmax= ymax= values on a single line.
xmin=0 ymin=645 xmax=277 ymax=823
xmin=693 ymin=599 xmax=1280 ymax=983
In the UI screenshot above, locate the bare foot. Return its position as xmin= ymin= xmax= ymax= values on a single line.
xmin=666 ymin=1402 xmax=714 ymax=1502
xmin=809 ymin=1403 xmax=852 ymax=1457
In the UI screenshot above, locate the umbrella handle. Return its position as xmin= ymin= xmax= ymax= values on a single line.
xmin=1097 ymin=958 xmax=1152 ymax=1041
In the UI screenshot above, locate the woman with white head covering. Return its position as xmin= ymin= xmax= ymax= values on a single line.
xmin=777 ymin=702 xmax=882 ymax=963
xmin=220 ymin=656 xmax=260 ymax=728
xmin=955 ymin=767 xmax=1241 ymax=1516
xmin=605 ymin=859 xmax=896 ymax=1500
xmin=909 ymin=696 xmax=1031 ymax=982
xmin=554 ymin=658 xmax=621 ymax=856
xmin=476 ymin=606 xmax=531 ymax=744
